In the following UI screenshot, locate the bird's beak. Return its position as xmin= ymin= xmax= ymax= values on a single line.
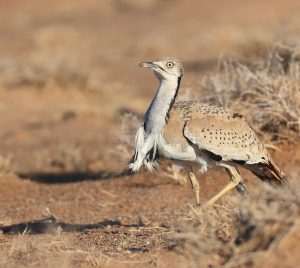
xmin=138 ymin=61 xmax=159 ymax=69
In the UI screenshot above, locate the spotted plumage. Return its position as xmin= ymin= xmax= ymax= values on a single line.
xmin=166 ymin=102 xmax=265 ymax=163
xmin=128 ymin=57 xmax=287 ymax=207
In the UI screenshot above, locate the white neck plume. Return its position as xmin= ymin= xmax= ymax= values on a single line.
xmin=144 ymin=77 xmax=181 ymax=135
xmin=128 ymin=75 xmax=181 ymax=173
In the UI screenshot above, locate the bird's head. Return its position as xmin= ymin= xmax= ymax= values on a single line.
xmin=139 ymin=57 xmax=184 ymax=81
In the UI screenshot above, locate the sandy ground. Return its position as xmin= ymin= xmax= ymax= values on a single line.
xmin=0 ymin=0 xmax=300 ymax=267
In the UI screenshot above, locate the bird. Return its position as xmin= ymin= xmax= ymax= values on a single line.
xmin=128 ymin=57 xmax=287 ymax=207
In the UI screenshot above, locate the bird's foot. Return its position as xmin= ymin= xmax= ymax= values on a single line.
xmin=235 ymin=181 xmax=248 ymax=196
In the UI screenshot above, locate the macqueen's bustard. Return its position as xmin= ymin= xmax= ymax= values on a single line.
xmin=128 ymin=57 xmax=287 ymax=207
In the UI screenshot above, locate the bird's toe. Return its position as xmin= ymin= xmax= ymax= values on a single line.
xmin=235 ymin=181 xmax=247 ymax=196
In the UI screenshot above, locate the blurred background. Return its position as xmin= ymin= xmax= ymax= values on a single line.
xmin=1 ymin=0 xmax=300 ymax=173
xmin=0 ymin=1 xmax=300 ymax=267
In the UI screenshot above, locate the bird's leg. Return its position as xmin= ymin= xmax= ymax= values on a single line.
xmin=203 ymin=165 xmax=241 ymax=208
xmin=186 ymin=167 xmax=200 ymax=206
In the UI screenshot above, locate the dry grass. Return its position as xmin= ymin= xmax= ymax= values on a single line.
xmin=196 ymin=44 xmax=300 ymax=142
xmin=0 ymin=234 xmax=108 ymax=268
xmin=1 ymin=174 xmax=299 ymax=268
xmin=177 ymin=176 xmax=300 ymax=268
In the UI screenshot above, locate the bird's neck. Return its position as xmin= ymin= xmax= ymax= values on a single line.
xmin=144 ymin=76 xmax=182 ymax=134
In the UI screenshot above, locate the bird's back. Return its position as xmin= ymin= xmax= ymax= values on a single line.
xmin=162 ymin=101 xmax=267 ymax=164
xmin=171 ymin=101 xmax=243 ymax=122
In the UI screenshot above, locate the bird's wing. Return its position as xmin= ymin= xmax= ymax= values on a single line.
xmin=173 ymin=102 xmax=287 ymax=184
xmin=183 ymin=114 xmax=267 ymax=164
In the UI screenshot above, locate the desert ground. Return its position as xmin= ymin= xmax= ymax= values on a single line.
xmin=0 ymin=0 xmax=300 ymax=267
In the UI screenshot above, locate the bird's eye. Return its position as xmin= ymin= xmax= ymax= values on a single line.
xmin=166 ymin=61 xmax=174 ymax=68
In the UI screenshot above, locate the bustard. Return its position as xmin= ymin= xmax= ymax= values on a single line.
xmin=128 ymin=57 xmax=287 ymax=206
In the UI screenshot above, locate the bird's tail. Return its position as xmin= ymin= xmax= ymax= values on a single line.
xmin=247 ymin=158 xmax=287 ymax=185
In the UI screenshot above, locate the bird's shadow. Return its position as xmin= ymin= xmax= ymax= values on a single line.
xmin=0 ymin=216 xmax=140 ymax=235
xmin=17 ymin=169 xmax=133 ymax=184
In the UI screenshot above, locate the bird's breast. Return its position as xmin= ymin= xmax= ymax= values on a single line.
xmin=157 ymin=132 xmax=196 ymax=161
